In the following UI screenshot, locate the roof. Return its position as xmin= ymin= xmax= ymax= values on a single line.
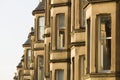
xmin=13 ymin=73 xmax=18 ymax=80
xmin=23 ymin=38 xmax=31 ymax=47
xmin=32 ymin=0 xmax=45 ymax=15
xmin=22 ymin=27 xmax=34 ymax=47
xmin=17 ymin=62 xmax=22 ymax=68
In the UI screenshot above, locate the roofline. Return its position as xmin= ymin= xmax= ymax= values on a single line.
xmin=32 ymin=9 xmax=45 ymax=15
xmin=22 ymin=44 xmax=31 ymax=47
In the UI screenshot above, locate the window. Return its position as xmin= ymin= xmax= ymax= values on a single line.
xmin=38 ymin=16 xmax=45 ymax=40
xmin=55 ymin=70 xmax=64 ymax=80
xmin=26 ymin=49 xmax=31 ymax=69
xmin=50 ymin=71 xmax=52 ymax=80
xmin=56 ymin=14 xmax=65 ymax=49
xmin=80 ymin=0 xmax=86 ymax=27
xmin=72 ymin=58 xmax=74 ymax=80
xmin=38 ymin=56 xmax=44 ymax=80
xmin=79 ymin=55 xmax=85 ymax=80
xmin=87 ymin=19 xmax=91 ymax=73
xmin=19 ymin=71 xmax=23 ymax=80
xmin=97 ymin=14 xmax=111 ymax=72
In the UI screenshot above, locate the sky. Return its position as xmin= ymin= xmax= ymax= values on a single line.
xmin=0 ymin=0 xmax=39 ymax=80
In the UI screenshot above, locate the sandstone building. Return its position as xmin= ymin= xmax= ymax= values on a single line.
xmin=13 ymin=0 xmax=120 ymax=80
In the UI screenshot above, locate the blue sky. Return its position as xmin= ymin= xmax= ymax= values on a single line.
xmin=0 ymin=0 xmax=38 ymax=80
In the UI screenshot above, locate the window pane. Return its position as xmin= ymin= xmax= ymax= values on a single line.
xmin=57 ymin=14 xmax=65 ymax=49
xmin=72 ymin=58 xmax=74 ymax=80
xmin=56 ymin=70 xmax=64 ymax=80
xmin=38 ymin=56 xmax=44 ymax=80
xmin=57 ymin=14 xmax=65 ymax=28
xmin=26 ymin=49 xmax=31 ymax=69
xmin=59 ymin=30 xmax=65 ymax=48
xmin=87 ymin=19 xmax=90 ymax=73
xmin=38 ymin=17 xmax=45 ymax=40
xmin=100 ymin=16 xmax=111 ymax=38
xmin=59 ymin=14 xmax=65 ymax=28
xmin=80 ymin=0 xmax=86 ymax=27
xmin=79 ymin=56 xmax=84 ymax=80
xmin=39 ymin=17 xmax=45 ymax=27
xmin=98 ymin=15 xmax=111 ymax=71
xmin=28 ymin=50 xmax=31 ymax=57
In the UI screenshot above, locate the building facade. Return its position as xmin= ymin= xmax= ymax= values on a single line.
xmin=13 ymin=0 xmax=120 ymax=80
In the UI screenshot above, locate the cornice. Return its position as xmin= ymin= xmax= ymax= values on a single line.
xmin=33 ymin=47 xmax=44 ymax=51
xmin=72 ymin=28 xmax=85 ymax=33
xmin=32 ymin=9 xmax=45 ymax=15
xmin=50 ymin=59 xmax=70 ymax=63
xmin=22 ymin=44 xmax=31 ymax=47
xmin=87 ymin=0 xmax=116 ymax=4
xmin=43 ymin=33 xmax=51 ymax=38
xmin=51 ymin=49 xmax=70 ymax=53
xmin=23 ymin=74 xmax=30 ymax=76
xmin=35 ymin=40 xmax=44 ymax=43
xmin=51 ymin=2 xmax=71 ymax=7
xmin=89 ymin=72 xmax=116 ymax=77
xmin=85 ymin=71 xmax=120 ymax=77
xmin=71 ymin=41 xmax=85 ymax=47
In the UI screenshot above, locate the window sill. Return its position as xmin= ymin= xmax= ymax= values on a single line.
xmin=57 ymin=48 xmax=65 ymax=50
xmin=98 ymin=70 xmax=111 ymax=73
xmin=51 ymin=49 xmax=70 ymax=52
xmin=36 ymin=40 xmax=44 ymax=43
xmin=89 ymin=71 xmax=115 ymax=77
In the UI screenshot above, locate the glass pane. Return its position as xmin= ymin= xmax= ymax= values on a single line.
xmin=57 ymin=14 xmax=65 ymax=49
xmin=72 ymin=58 xmax=74 ymax=80
xmin=100 ymin=16 xmax=111 ymax=38
xmin=59 ymin=71 xmax=64 ymax=80
xmin=39 ymin=17 xmax=45 ymax=27
xmin=87 ymin=19 xmax=90 ymax=73
xmin=59 ymin=14 xmax=64 ymax=28
xmin=28 ymin=50 xmax=31 ymax=57
xmin=39 ymin=25 xmax=44 ymax=39
xmin=59 ymin=30 xmax=65 ymax=48
xmin=56 ymin=70 xmax=64 ymax=80
xmin=27 ymin=49 xmax=31 ymax=68
xmin=57 ymin=14 xmax=65 ymax=28
xmin=81 ymin=0 xmax=86 ymax=27
xmin=38 ymin=56 xmax=44 ymax=80
xmin=39 ymin=17 xmax=45 ymax=40
xmin=79 ymin=56 xmax=84 ymax=80
xmin=100 ymin=15 xmax=111 ymax=70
